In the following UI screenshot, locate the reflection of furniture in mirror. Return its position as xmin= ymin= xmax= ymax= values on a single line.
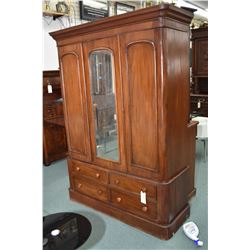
xmin=90 ymin=51 xmax=118 ymax=160
xmin=190 ymin=27 xmax=208 ymax=117
xmin=43 ymin=70 xmax=68 ymax=166
xmin=50 ymin=4 xmax=197 ymax=239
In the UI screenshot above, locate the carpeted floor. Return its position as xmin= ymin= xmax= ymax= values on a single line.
xmin=43 ymin=141 xmax=208 ymax=249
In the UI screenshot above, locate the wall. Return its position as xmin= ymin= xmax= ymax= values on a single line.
xmin=43 ymin=1 xmax=85 ymax=70
xmin=42 ymin=1 xmax=142 ymax=70
xmin=43 ymin=20 xmax=61 ymax=70
xmin=43 ymin=1 xmax=206 ymax=70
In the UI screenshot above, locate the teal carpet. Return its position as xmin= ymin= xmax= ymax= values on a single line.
xmin=43 ymin=141 xmax=208 ymax=249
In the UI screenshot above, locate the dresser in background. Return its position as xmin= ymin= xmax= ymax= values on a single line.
xmin=190 ymin=26 xmax=208 ymax=117
xmin=43 ymin=70 xmax=68 ymax=166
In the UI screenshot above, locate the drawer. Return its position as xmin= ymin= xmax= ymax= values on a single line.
xmin=43 ymin=76 xmax=61 ymax=86
xmin=44 ymin=103 xmax=64 ymax=119
xmin=190 ymin=97 xmax=207 ymax=105
xmin=110 ymin=173 xmax=156 ymax=200
xmin=73 ymin=177 xmax=108 ymax=202
xmin=110 ymin=189 xmax=157 ymax=220
xmin=71 ymin=160 xmax=108 ymax=184
xmin=44 ymin=106 xmax=56 ymax=118
xmin=190 ymin=102 xmax=208 ymax=111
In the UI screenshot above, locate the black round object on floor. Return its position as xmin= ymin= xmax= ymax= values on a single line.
xmin=43 ymin=212 xmax=92 ymax=250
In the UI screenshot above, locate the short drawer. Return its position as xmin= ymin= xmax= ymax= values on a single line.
xmin=70 ymin=160 xmax=108 ymax=184
xmin=73 ymin=177 xmax=108 ymax=202
xmin=44 ymin=106 xmax=56 ymax=118
xmin=110 ymin=189 xmax=157 ymax=220
xmin=110 ymin=173 xmax=157 ymax=200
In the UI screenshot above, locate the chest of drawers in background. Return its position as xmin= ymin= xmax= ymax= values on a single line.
xmin=43 ymin=70 xmax=68 ymax=166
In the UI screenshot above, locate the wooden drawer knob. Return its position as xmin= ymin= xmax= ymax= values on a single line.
xmin=142 ymin=187 xmax=147 ymax=192
xmin=76 ymin=167 xmax=80 ymax=171
xmin=95 ymin=173 xmax=100 ymax=179
xmin=116 ymin=197 xmax=122 ymax=203
xmin=77 ymin=183 xmax=82 ymax=188
xmin=97 ymin=190 xmax=103 ymax=195
xmin=142 ymin=206 xmax=148 ymax=212
xmin=115 ymin=179 xmax=120 ymax=185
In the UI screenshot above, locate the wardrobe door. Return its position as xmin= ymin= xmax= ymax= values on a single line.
xmin=83 ymin=36 xmax=126 ymax=172
xmin=59 ymin=43 xmax=91 ymax=162
xmin=119 ymin=29 xmax=164 ymax=179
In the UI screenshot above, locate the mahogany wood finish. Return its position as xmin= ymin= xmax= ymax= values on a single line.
xmin=50 ymin=3 xmax=197 ymax=239
xmin=43 ymin=70 xmax=68 ymax=166
xmin=190 ymin=27 xmax=208 ymax=117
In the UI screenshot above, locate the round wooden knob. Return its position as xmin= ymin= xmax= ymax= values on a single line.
xmin=95 ymin=173 xmax=100 ymax=179
xmin=142 ymin=187 xmax=147 ymax=192
xmin=76 ymin=167 xmax=80 ymax=171
xmin=115 ymin=180 xmax=120 ymax=185
xmin=142 ymin=206 xmax=148 ymax=212
xmin=77 ymin=183 xmax=82 ymax=188
xmin=116 ymin=197 xmax=122 ymax=203
xmin=97 ymin=190 xmax=103 ymax=195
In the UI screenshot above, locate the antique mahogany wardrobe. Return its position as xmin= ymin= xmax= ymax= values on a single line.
xmin=50 ymin=4 xmax=198 ymax=239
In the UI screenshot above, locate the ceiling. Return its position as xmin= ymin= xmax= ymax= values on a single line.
xmin=185 ymin=1 xmax=208 ymax=11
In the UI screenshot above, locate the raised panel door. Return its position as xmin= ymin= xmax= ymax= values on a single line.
xmin=59 ymin=43 xmax=91 ymax=162
xmin=119 ymin=29 xmax=164 ymax=179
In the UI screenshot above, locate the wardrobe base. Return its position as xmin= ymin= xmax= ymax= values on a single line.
xmin=188 ymin=188 xmax=196 ymax=200
xmin=69 ymin=189 xmax=190 ymax=240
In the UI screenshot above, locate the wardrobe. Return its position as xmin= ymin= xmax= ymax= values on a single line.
xmin=50 ymin=3 xmax=197 ymax=239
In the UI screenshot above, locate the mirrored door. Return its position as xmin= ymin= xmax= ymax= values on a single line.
xmin=89 ymin=50 xmax=119 ymax=161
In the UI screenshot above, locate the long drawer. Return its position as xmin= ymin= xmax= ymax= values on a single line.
xmin=110 ymin=173 xmax=157 ymax=200
xmin=70 ymin=160 xmax=108 ymax=184
xmin=73 ymin=176 xmax=108 ymax=202
xmin=110 ymin=189 xmax=157 ymax=220
xmin=190 ymin=95 xmax=208 ymax=117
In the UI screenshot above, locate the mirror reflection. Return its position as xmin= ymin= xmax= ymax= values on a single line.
xmin=89 ymin=50 xmax=119 ymax=161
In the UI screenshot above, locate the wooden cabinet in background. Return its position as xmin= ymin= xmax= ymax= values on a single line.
xmin=50 ymin=4 xmax=198 ymax=239
xmin=43 ymin=70 xmax=68 ymax=166
xmin=190 ymin=27 xmax=208 ymax=117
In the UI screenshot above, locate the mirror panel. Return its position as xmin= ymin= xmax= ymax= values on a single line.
xmin=89 ymin=50 xmax=119 ymax=161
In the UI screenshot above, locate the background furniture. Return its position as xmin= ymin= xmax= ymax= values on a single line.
xmin=50 ymin=4 xmax=197 ymax=239
xmin=190 ymin=26 xmax=208 ymax=117
xmin=43 ymin=70 xmax=68 ymax=166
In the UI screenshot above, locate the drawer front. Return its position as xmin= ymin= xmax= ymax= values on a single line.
xmin=44 ymin=105 xmax=56 ymax=119
xmin=44 ymin=103 xmax=64 ymax=119
xmin=190 ymin=96 xmax=208 ymax=116
xmin=43 ymin=76 xmax=61 ymax=87
xmin=110 ymin=189 xmax=157 ymax=220
xmin=71 ymin=160 xmax=108 ymax=184
xmin=190 ymin=103 xmax=208 ymax=116
xmin=190 ymin=96 xmax=208 ymax=104
xmin=74 ymin=177 xmax=108 ymax=202
xmin=110 ymin=173 xmax=156 ymax=200
xmin=190 ymin=102 xmax=208 ymax=111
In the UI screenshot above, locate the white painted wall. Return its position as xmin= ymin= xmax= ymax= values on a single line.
xmin=43 ymin=20 xmax=61 ymax=70
xmin=42 ymin=0 xmax=83 ymax=70
xmin=43 ymin=15 xmax=85 ymax=70
xmin=42 ymin=0 xmax=140 ymax=70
